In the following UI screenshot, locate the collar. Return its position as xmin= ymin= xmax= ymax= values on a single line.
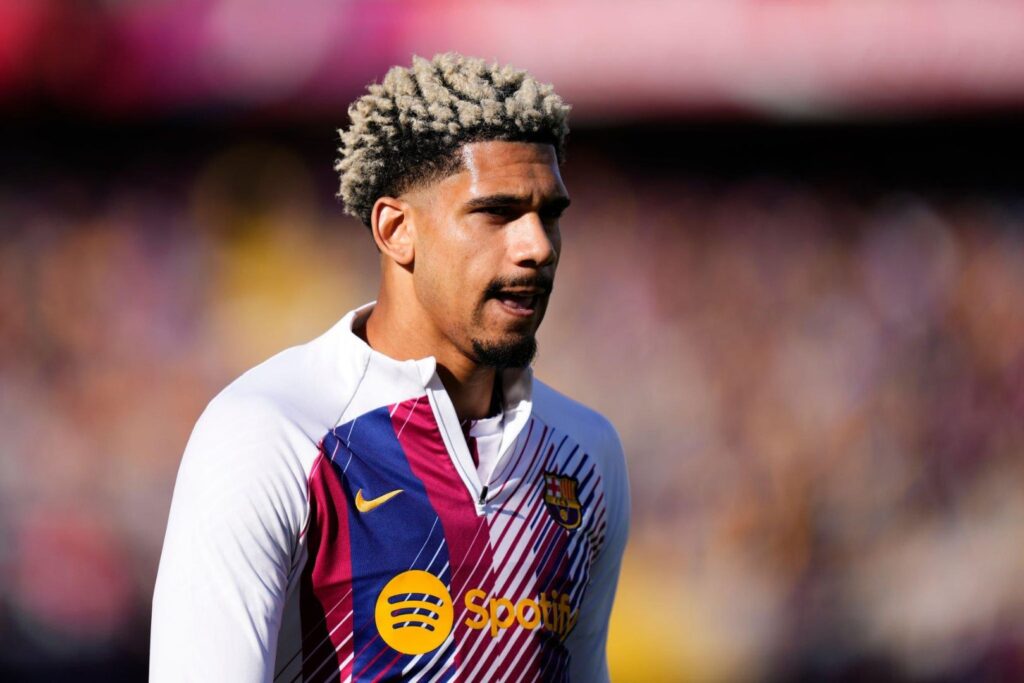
xmin=337 ymin=301 xmax=534 ymax=420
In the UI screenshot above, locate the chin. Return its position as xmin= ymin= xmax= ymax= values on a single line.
xmin=470 ymin=333 xmax=538 ymax=370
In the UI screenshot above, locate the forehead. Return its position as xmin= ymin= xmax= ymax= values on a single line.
xmin=437 ymin=140 xmax=567 ymax=201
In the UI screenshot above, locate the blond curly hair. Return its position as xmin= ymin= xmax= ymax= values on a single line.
xmin=335 ymin=53 xmax=571 ymax=228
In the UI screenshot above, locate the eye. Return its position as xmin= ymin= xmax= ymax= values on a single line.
xmin=476 ymin=206 xmax=517 ymax=219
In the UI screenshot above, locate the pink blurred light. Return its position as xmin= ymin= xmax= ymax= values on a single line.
xmin=408 ymin=0 xmax=1024 ymax=119
xmin=0 ymin=0 xmax=53 ymax=96
xmin=200 ymin=0 xmax=343 ymax=104
xmin=3 ymin=1 xmax=1024 ymax=118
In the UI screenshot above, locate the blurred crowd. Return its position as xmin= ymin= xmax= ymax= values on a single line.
xmin=1 ymin=133 xmax=1023 ymax=681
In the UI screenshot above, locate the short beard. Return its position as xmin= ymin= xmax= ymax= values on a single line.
xmin=471 ymin=335 xmax=538 ymax=370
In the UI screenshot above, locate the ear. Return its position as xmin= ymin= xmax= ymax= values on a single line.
xmin=370 ymin=196 xmax=415 ymax=266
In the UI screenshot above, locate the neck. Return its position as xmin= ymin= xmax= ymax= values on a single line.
xmin=360 ymin=293 xmax=499 ymax=422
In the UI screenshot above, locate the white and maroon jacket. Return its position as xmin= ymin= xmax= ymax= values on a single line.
xmin=151 ymin=302 xmax=630 ymax=682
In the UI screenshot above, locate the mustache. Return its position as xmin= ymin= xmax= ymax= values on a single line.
xmin=483 ymin=274 xmax=554 ymax=299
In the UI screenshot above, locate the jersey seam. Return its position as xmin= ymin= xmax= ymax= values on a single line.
xmin=332 ymin=352 xmax=373 ymax=430
xmin=293 ymin=351 xmax=370 ymax=575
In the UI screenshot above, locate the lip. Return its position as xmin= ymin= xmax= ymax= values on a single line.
xmin=492 ymin=293 xmax=541 ymax=318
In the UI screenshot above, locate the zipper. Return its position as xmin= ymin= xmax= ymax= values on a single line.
xmin=423 ymin=377 xmax=489 ymax=513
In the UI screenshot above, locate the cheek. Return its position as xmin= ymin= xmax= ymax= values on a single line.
xmin=442 ymin=230 xmax=495 ymax=292
xmin=415 ymin=217 xmax=508 ymax=318
xmin=549 ymin=226 xmax=563 ymax=262
xmin=413 ymin=238 xmax=481 ymax=323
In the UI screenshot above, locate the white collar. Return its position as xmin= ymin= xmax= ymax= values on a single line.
xmin=338 ymin=301 xmax=534 ymax=418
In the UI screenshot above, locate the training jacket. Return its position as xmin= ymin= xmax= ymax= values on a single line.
xmin=151 ymin=302 xmax=630 ymax=683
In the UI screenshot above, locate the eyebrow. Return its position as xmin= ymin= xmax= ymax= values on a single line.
xmin=463 ymin=193 xmax=572 ymax=214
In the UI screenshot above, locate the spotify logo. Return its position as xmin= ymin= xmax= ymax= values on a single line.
xmin=374 ymin=570 xmax=454 ymax=654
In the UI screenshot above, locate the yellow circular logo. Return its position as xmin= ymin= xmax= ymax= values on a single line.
xmin=374 ymin=570 xmax=454 ymax=655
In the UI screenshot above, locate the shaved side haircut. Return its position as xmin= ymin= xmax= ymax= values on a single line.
xmin=335 ymin=52 xmax=571 ymax=229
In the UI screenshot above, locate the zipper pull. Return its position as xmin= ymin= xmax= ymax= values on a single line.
xmin=478 ymin=485 xmax=489 ymax=505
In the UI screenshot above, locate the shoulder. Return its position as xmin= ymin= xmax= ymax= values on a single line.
xmin=209 ymin=317 xmax=368 ymax=437
xmin=193 ymin=311 xmax=371 ymax=441
xmin=530 ymin=377 xmax=629 ymax=518
xmin=179 ymin=318 xmax=367 ymax=493
xmin=530 ymin=378 xmax=624 ymax=463
xmin=531 ymin=377 xmax=631 ymax=560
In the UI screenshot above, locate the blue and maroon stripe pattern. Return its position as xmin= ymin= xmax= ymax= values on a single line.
xmin=294 ymin=396 xmax=609 ymax=683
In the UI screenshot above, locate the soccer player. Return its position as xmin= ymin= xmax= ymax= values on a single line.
xmin=150 ymin=53 xmax=630 ymax=682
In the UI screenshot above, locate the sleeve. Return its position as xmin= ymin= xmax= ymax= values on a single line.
xmin=150 ymin=392 xmax=309 ymax=683
xmin=563 ymin=421 xmax=632 ymax=683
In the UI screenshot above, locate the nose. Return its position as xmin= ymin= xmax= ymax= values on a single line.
xmin=510 ymin=212 xmax=558 ymax=269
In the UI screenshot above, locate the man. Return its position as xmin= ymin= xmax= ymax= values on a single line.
xmin=151 ymin=53 xmax=630 ymax=682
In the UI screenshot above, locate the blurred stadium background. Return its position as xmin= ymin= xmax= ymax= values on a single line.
xmin=3 ymin=1 xmax=1024 ymax=681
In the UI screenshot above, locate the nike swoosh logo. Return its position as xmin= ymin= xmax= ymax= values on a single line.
xmin=354 ymin=488 xmax=404 ymax=513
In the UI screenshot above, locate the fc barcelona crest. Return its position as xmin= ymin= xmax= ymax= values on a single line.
xmin=542 ymin=471 xmax=582 ymax=530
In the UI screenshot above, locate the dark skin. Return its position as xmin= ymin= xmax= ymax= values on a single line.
xmin=358 ymin=140 xmax=570 ymax=421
